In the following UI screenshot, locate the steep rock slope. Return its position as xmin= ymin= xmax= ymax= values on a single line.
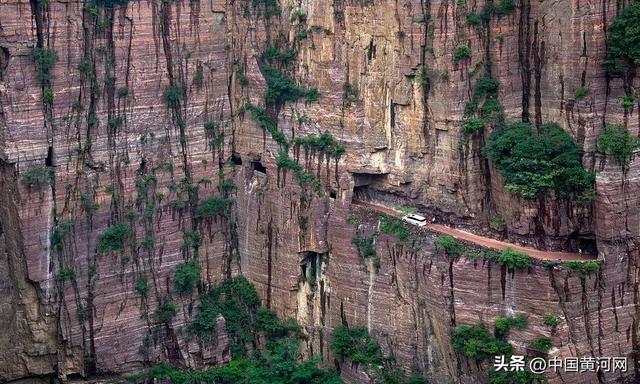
xmin=0 ymin=0 xmax=638 ymax=383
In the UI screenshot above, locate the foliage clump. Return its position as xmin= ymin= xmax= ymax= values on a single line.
xmin=435 ymin=235 xmax=465 ymax=257
xmin=353 ymin=235 xmax=376 ymax=259
xmin=97 ymin=223 xmax=130 ymax=253
xmin=597 ymin=124 xmax=638 ymax=165
xmin=194 ymin=197 xmax=233 ymax=220
xmin=189 ymin=276 xmax=260 ymax=354
xmin=331 ymin=325 xmax=383 ymax=365
xmin=453 ymin=43 xmax=472 ymax=63
xmin=174 ymin=261 xmax=201 ymax=295
xmin=543 ymin=314 xmax=561 ymax=328
xmin=30 ymin=47 xmax=57 ymax=84
xmin=496 ymin=248 xmax=532 ymax=270
xmin=245 ymin=103 xmax=289 ymax=149
xmin=155 ymin=298 xmax=177 ymax=325
xmin=452 ymin=324 xmax=512 ymax=361
xmin=607 ymin=3 xmax=640 ymax=65
xmin=529 ymin=336 xmax=552 ymax=353
xmin=379 ymin=216 xmax=411 ymax=242
xmin=135 ymin=278 xmax=150 ymax=298
xmin=484 ymin=122 xmax=595 ymax=199
xmin=494 ymin=315 xmax=528 ymax=338
xmin=259 ymin=63 xmax=318 ymax=105
xmin=21 ymin=165 xmax=52 ymax=189
xmin=293 ymin=131 xmax=346 ymax=159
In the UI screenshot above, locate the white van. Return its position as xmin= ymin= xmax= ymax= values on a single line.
xmin=402 ymin=213 xmax=427 ymax=227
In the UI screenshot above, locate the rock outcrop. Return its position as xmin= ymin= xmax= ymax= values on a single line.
xmin=0 ymin=0 xmax=638 ymax=383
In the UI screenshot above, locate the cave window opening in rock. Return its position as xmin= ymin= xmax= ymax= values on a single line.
xmin=351 ymin=172 xmax=388 ymax=204
xmin=329 ymin=190 xmax=337 ymax=199
xmin=251 ymin=160 xmax=267 ymax=174
xmin=230 ymin=152 xmax=242 ymax=165
xmin=568 ymin=235 xmax=598 ymax=256
xmin=45 ymin=146 xmax=53 ymax=167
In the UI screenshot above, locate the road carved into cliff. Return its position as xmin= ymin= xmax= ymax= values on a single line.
xmin=352 ymin=200 xmax=595 ymax=261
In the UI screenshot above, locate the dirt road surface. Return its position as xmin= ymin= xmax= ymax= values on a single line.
xmin=352 ymin=200 xmax=596 ymax=262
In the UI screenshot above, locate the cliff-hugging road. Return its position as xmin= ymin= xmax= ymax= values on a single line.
xmin=352 ymin=200 xmax=596 ymax=262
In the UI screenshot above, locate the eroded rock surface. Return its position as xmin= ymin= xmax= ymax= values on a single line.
xmin=0 ymin=0 xmax=638 ymax=383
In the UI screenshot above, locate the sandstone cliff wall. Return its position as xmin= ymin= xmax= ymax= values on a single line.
xmin=0 ymin=0 xmax=638 ymax=383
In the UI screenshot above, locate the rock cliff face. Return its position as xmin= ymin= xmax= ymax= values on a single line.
xmin=0 ymin=0 xmax=639 ymax=383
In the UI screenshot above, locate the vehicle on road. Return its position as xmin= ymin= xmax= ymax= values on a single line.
xmin=402 ymin=213 xmax=427 ymax=227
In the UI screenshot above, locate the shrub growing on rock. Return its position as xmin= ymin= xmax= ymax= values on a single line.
xmin=607 ymin=2 xmax=640 ymax=65
xmin=484 ymin=122 xmax=594 ymax=199
xmin=452 ymin=324 xmax=512 ymax=361
xmin=97 ymin=223 xmax=130 ymax=253
xmin=598 ymin=124 xmax=639 ymax=165
xmin=497 ymin=248 xmax=532 ymax=270
xmin=174 ymin=261 xmax=201 ymax=295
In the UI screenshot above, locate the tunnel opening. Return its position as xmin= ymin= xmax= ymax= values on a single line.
xmin=252 ymin=160 xmax=267 ymax=174
xmin=329 ymin=190 xmax=337 ymax=199
xmin=230 ymin=152 xmax=242 ymax=165
xmin=351 ymin=172 xmax=388 ymax=202
xmin=566 ymin=234 xmax=598 ymax=255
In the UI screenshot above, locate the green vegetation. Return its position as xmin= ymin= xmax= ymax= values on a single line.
xmin=453 ymin=43 xmax=471 ymax=63
xmin=529 ymin=336 xmax=552 ymax=353
xmin=174 ymin=261 xmax=201 ymax=295
xmin=597 ymin=124 xmax=639 ymax=165
xmin=494 ymin=315 xmax=528 ymax=338
xmin=293 ymin=131 xmax=346 ymax=159
xmin=496 ymin=248 xmax=532 ymax=270
xmin=30 ymin=47 xmax=57 ymax=84
xmin=543 ymin=314 xmax=561 ymax=328
xmin=619 ymin=94 xmax=635 ymax=111
xmin=435 ymin=235 xmax=464 ymax=257
xmin=21 ymin=165 xmax=52 ymax=189
xmin=574 ymin=86 xmax=589 ymax=100
xmin=452 ymin=324 xmax=512 ymax=361
xmin=92 ymin=0 xmax=129 ymax=8
xmin=466 ymin=12 xmax=481 ymax=27
xmin=155 ymin=298 xmax=178 ymax=325
xmin=331 ymin=325 xmax=383 ymax=365
xmin=54 ymin=268 xmax=77 ymax=284
xmin=262 ymin=46 xmax=298 ymax=65
xmin=42 ymin=88 xmax=54 ymax=103
xmin=194 ymin=197 xmax=233 ymax=220
xmin=343 ymin=81 xmax=359 ymax=106
xmin=252 ymin=0 xmax=280 ymax=18
xmin=275 ymin=151 xmax=321 ymax=191
xmin=163 ymin=85 xmax=185 ymax=109
xmin=379 ymin=216 xmax=411 ymax=242
xmin=135 ymin=278 xmax=150 ymax=298
xmin=245 ymin=103 xmax=289 ymax=149
xmin=259 ymin=63 xmax=318 ymax=105
xmin=290 ymin=9 xmax=306 ymax=23
xmin=331 ymin=325 xmax=418 ymax=383
xmin=607 ymin=3 xmax=640 ymax=65
xmin=353 ymin=235 xmax=376 ymax=259
xmin=462 ymin=117 xmax=484 ymax=136
xmin=489 ymin=369 xmax=542 ymax=384
xmin=189 ymin=276 xmax=260 ymax=353
xmin=484 ymin=122 xmax=595 ymax=199
xmin=97 ymin=223 xmax=130 ymax=253
xmin=563 ymin=260 xmax=601 ymax=280
xmin=490 ymin=216 xmax=507 ymax=231
xmin=149 ymin=339 xmax=340 ymax=384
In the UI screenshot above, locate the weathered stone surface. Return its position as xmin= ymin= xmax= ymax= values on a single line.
xmin=0 ymin=0 xmax=639 ymax=383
